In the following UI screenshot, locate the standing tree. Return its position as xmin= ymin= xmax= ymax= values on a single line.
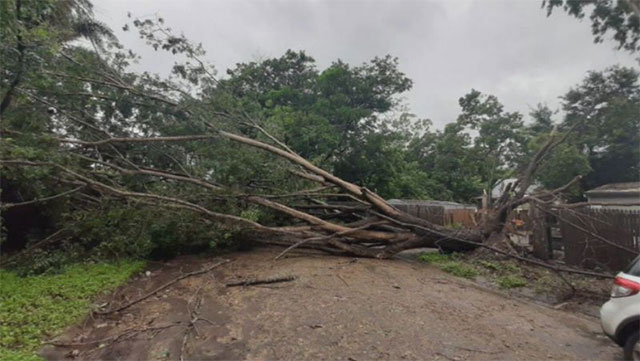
xmin=455 ymin=90 xmax=528 ymax=205
xmin=544 ymin=0 xmax=640 ymax=53
xmin=560 ymin=66 xmax=640 ymax=190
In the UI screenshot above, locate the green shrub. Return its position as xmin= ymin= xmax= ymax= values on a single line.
xmin=0 ymin=261 xmax=145 ymax=360
xmin=498 ymin=275 xmax=527 ymax=289
xmin=439 ymin=262 xmax=479 ymax=279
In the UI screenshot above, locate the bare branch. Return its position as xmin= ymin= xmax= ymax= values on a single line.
xmin=0 ymin=160 xmax=263 ymax=229
xmin=274 ymin=221 xmax=388 ymax=260
xmin=1 ymin=186 xmax=84 ymax=209
xmin=59 ymin=134 xmax=217 ymax=147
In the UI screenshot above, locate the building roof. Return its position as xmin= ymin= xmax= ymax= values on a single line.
xmin=585 ymin=182 xmax=640 ymax=196
xmin=387 ymin=199 xmax=476 ymax=209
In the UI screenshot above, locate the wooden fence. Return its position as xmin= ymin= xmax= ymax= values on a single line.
xmin=444 ymin=209 xmax=479 ymax=228
xmin=391 ymin=204 xmax=446 ymax=225
xmin=390 ymin=203 xmax=478 ymax=228
xmin=558 ymin=208 xmax=640 ymax=272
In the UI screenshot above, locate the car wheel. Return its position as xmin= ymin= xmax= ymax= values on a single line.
xmin=624 ymin=331 xmax=640 ymax=361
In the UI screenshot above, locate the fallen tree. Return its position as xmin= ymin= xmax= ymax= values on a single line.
xmin=1 ymin=5 xmax=629 ymax=279
xmin=0 ymin=121 xmax=598 ymax=266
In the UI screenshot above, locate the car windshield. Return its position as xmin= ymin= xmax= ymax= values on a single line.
xmin=626 ymin=255 xmax=640 ymax=276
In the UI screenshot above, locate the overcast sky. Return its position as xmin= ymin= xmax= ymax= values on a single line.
xmin=94 ymin=0 xmax=638 ymax=128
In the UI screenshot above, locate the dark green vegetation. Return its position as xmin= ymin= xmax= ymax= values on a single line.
xmin=0 ymin=260 xmax=145 ymax=361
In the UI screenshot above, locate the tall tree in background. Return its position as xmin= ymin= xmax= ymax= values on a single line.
xmin=560 ymin=65 xmax=640 ymax=190
xmin=217 ymin=51 xmax=412 ymax=164
xmin=409 ymin=122 xmax=483 ymax=203
xmin=455 ymin=90 xmax=528 ymax=204
xmin=523 ymin=105 xmax=591 ymax=199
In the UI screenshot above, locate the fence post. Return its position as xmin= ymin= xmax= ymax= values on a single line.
xmin=530 ymin=203 xmax=552 ymax=260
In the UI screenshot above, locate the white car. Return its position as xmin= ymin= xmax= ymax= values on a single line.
xmin=601 ymin=255 xmax=640 ymax=360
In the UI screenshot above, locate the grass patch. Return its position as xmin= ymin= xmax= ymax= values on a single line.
xmin=417 ymin=252 xmax=455 ymax=264
xmin=439 ymin=262 xmax=479 ymax=278
xmin=0 ymin=260 xmax=145 ymax=361
xmin=477 ymin=260 xmax=500 ymax=271
xmin=498 ymin=275 xmax=527 ymax=289
xmin=418 ymin=252 xmax=478 ymax=279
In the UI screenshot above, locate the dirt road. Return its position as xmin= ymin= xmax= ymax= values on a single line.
xmin=42 ymin=248 xmax=619 ymax=360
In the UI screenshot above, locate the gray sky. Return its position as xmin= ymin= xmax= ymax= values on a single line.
xmin=94 ymin=0 xmax=638 ymax=128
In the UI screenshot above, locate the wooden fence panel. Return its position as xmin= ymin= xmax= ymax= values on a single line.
xmin=559 ymin=208 xmax=640 ymax=272
xmin=392 ymin=204 xmax=445 ymax=225
xmin=444 ymin=209 xmax=478 ymax=228
xmin=390 ymin=202 xmax=479 ymax=228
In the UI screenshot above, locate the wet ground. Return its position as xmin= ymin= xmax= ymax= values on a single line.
xmin=42 ymin=248 xmax=620 ymax=360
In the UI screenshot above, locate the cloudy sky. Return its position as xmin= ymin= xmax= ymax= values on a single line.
xmin=94 ymin=0 xmax=638 ymax=128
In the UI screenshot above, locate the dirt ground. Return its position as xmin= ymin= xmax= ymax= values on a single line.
xmin=42 ymin=248 xmax=620 ymax=361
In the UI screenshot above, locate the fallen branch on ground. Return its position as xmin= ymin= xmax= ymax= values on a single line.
xmin=45 ymin=323 xmax=183 ymax=347
xmin=226 ymin=275 xmax=296 ymax=287
xmin=180 ymin=283 xmax=210 ymax=361
xmin=97 ymin=259 xmax=230 ymax=314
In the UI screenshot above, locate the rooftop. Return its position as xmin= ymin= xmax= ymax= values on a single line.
xmin=585 ymin=182 xmax=640 ymax=195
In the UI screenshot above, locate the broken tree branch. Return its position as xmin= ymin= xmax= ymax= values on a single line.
xmin=46 ymin=323 xmax=184 ymax=347
xmin=97 ymin=259 xmax=230 ymax=314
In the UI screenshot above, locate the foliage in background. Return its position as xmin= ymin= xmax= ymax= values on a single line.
xmin=560 ymin=66 xmax=640 ymax=191
xmin=545 ymin=0 xmax=640 ymax=53
xmin=0 ymin=260 xmax=145 ymax=361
